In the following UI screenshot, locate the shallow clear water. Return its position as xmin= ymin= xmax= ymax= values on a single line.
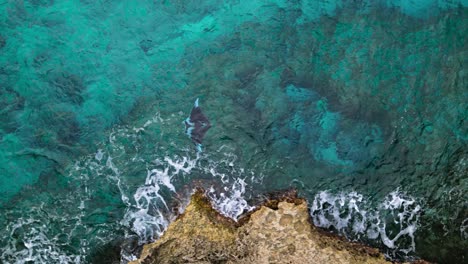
xmin=0 ymin=1 xmax=467 ymax=263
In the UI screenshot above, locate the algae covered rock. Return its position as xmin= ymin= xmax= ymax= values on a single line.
xmin=130 ymin=190 xmax=397 ymax=264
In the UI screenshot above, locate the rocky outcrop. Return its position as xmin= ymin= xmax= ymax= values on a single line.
xmin=129 ymin=190 xmax=401 ymax=264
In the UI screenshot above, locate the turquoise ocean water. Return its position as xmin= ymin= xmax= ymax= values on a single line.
xmin=0 ymin=1 xmax=467 ymax=263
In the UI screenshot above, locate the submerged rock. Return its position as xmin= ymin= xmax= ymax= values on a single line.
xmin=129 ymin=190 xmax=418 ymax=264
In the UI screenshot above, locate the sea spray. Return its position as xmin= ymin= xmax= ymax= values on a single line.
xmin=0 ymin=112 xmax=171 ymax=264
xmin=0 ymin=107 xmax=426 ymax=264
xmin=310 ymin=189 xmax=421 ymax=258
xmin=0 ymin=213 xmax=82 ymax=264
xmin=119 ymin=151 xmax=259 ymax=262
xmin=206 ymin=178 xmax=254 ymax=220
xmin=121 ymin=155 xmax=198 ymax=246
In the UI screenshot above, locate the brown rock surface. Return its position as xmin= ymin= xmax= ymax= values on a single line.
xmin=129 ymin=190 xmax=394 ymax=264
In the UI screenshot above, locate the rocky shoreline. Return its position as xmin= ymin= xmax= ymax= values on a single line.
xmin=129 ymin=189 xmax=428 ymax=264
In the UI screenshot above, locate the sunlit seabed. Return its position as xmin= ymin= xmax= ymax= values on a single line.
xmin=0 ymin=0 xmax=467 ymax=263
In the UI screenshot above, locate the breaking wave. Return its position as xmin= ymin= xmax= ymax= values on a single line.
xmin=310 ymin=189 xmax=421 ymax=259
xmin=1 ymin=214 xmax=82 ymax=264
xmin=120 ymin=151 xmax=258 ymax=262
xmin=0 ymin=111 xmax=424 ymax=264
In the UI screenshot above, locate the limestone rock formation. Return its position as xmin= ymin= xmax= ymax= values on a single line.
xmin=129 ymin=190 xmax=404 ymax=264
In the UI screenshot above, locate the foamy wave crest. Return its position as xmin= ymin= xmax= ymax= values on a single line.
xmin=120 ymin=155 xmax=200 ymax=262
xmin=310 ymin=189 xmax=421 ymax=257
xmin=121 ymin=155 xmax=198 ymax=242
xmin=0 ymin=151 xmax=123 ymax=264
xmin=207 ymin=178 xmax=254 ymax=220
xmin=0 ymin=215 xmax=82 ymax=264
xmin=311 ymin=191 xmax=367 ymax=233
xmin=120 ymin=148 xmax=260 ymax=262
xmin=202 ymin=148 xmax=257 ymax=220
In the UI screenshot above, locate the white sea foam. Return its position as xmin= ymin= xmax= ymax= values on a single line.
xmin=379 ymin=191 xmax=421 ymax=253
xmin=310 ymin=189 xmax=421 ymax=256
xmin=0 ymin=152 xmax=119 ymax=264
xmin=121 ymin=154 xmax=199 ymax=251
xmin=207 ymin=177 xmax=254 ymax=220
xmin=8 ymin=108 xmax=431 ymax=264
xmin=0 ymin=215 xmax=83 ymax=264
xmin=119 ymin=141 xmax=260 ymax=264
xmin=103 ymin=113 xmax=254 ymax=263
xmin=121 ymin=152 xmax=257 ymax=247
xmin=0 ymin=113 xmax=170 ymax=264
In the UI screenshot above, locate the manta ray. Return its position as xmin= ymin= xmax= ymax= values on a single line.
xmin=184 ymin=98 xmax=211 ymax=152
